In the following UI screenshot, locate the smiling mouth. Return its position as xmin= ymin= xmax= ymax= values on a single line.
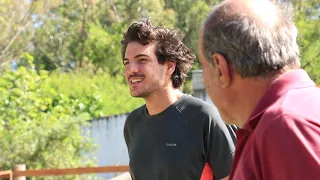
xmin=130 ymin=78 xmax=143 ymax=84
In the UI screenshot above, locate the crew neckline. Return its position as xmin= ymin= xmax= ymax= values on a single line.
xmin=143 ymin=94 xmax=189 ymax=118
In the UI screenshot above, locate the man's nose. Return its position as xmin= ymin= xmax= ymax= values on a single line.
xmin=126 ymin=63 xmax=139 ymax=75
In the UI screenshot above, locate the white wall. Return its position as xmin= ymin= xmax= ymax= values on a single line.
xmin=87 ymin=114 xmax=129 ymax=179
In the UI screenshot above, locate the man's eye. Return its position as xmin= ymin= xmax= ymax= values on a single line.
xmin=123 ymin=61 xmax=129 ymax=66
xmin=139 ymin=59 xmax=148 ymax=63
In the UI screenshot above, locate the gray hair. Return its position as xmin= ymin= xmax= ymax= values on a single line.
xmin=202 ymin=0 xmax=300 ymax=78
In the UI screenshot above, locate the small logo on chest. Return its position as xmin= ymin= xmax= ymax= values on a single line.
xmin=166 ymin=143 xmax=177 ymax=147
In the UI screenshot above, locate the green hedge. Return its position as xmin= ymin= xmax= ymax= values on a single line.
xmin=46 ymin=71 xmax=143 ymax=117
xmin=0 ymin=62 xmax=97 ymax=179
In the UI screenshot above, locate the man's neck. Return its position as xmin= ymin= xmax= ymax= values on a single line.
xmin=145 ymin=88 xmax=184 ymax=116
xmin=235 ymin=84 xmax=268 ymax=128
xmin=233 ymin=73 xmax=283 ymax=128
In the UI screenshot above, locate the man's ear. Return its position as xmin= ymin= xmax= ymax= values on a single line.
xmin=212 ymin=53 xmax=231 ymax=88
xmin=166 ymin=61 xmax=176 ymax=76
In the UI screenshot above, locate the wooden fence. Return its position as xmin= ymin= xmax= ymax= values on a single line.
xmin=0 ymin=164 xmax=129 ymax=180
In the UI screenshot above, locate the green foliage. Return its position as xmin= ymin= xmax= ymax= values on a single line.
xmin=30 ymin=0 xmax=178 ymax=75
xmin=80 ymin=22 xmax=126 ymax=75
xmin=293 ymin=1 xmax=320 ymax=84
xmin=31 ymin=0 xmax=81 ymax=71
xmin=46 ymin=70 xmax=144 ymax=117
xmin=2 ymin=0 xmax=320 ymax=87
xmin=0 ymin=57 xmax=99 ymax=179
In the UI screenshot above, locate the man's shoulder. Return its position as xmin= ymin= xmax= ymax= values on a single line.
xmin=181 ymin=94 xmax=218 ymax=112
xmin=283 ymin=86 xmax=320 ymax=118
xmin=262 ymin=86 xmax=320 ymax=124
xmin=257 ymin=91 xmax=320 ymax=139
xmin=125 ymin=104 xmax=146 ymax=125
xmin=179 ymin=94 xmax=222 ymax=121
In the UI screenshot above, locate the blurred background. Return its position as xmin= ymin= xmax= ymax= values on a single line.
xmin=0 ymin=0 xmax=319 ymax=179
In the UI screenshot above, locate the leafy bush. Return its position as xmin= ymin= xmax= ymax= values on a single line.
xmin=0 ymin=56 xmax=100 ymax=179
xmin=46 ymin=71 xmax=143 ymax=117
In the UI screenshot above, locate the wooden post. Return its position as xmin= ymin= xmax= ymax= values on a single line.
xmin=13 ymin=164 xmax=26 ymax=180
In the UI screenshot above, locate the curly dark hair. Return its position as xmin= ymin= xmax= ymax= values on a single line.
xmin=121 ymin=18 xmax=195 ymax=89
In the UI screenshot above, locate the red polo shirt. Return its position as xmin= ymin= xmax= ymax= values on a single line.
xmin=230 ymin=69 xmax=320 ymax=180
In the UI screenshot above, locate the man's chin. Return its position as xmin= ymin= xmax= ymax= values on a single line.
xmin=130 ymin=89 xmax=154 ymax=99
xmin=130 ymin=92 xmax=147 ymax=98
xmin=130 ymin=94 xmax=142 ymax=98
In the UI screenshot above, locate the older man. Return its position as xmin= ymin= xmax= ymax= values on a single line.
xmin=198 ymin=0 xmax=320 ymax=179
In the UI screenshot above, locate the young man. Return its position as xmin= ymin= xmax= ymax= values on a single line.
xmin=198 ymin=0 xmax=320 ymax=179
xmin=121 ymin=18 xmax=236 ymax=180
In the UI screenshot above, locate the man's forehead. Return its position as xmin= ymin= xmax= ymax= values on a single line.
xmin=125 ymin=42 xmax=156 ymax=57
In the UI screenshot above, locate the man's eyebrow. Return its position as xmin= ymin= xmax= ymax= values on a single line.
xmin=123 ymin=54 xmax=150 ymax=61
xmin=134 ymin=54 xmax=149 ymax=59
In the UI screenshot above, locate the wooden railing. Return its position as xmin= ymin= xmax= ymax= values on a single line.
xmin=0 ymin=170 xmax=12 ymax=180
xmin=0 ymin=164 xmax=129 ymax=180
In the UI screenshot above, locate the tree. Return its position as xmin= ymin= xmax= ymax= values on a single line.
xmin=3 ymin=0 xmax=319 ymax=85
xmin=0 ymin=0 xmax=62 ymax=67
xmin=30 ymin=0 xmax=176 ymax=74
